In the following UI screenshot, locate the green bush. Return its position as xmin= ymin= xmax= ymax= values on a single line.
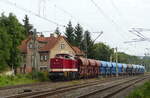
xmin=127 ymin=81 xmax=150 ymax=98
xmin=0 ymin=74 xmax=38 ymax=87
xmin=35 ymin=72 xmax=49 ymax=82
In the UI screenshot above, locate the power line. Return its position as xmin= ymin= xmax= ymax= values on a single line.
xmin=54 ymin=5 xmax=94 ymax=31
xmin=90 ymin=0 xmax=129 ymax=41
xmin=109 ymin=0 xmax=135 ymax=40
xmin=93 ymin=31 xmax=103 ymax=43
xmin=0 ymin=0 xmax=66 ymax=27
xmin=54 ymin=5 xmax=74 ymax=20
xmin=131 ymin=28 xmax=146 ymax=38
xmin=124 ymin=28 xmax=150 ymax=43
xmin=109 ymin=0 xmax=122 ymax=16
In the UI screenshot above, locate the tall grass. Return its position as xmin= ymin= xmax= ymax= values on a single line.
xmin=0 ymin=71 xmax=50 ymax=87
xmin=127 ymin=81 xmax=150 ymax=98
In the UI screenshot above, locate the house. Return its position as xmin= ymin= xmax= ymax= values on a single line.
xmin=18 ymin=34 xmax=84 ymax=73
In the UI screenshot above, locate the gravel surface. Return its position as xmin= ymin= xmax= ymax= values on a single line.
xmin=48 ymin=76 xmax=137 ymax=98
xmin=111 ymin=77 xmax=150 ymax=98
xmin=0 ymin=75 xmax=144 ymax=98
xmin=0 ymin=78 xmax=101 ymax=97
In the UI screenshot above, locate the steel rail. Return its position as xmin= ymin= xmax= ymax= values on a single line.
xmin=5 ymin=76 xmax=129 ymax=98
xmin=78 ymin=75 xmax=150 ymax=98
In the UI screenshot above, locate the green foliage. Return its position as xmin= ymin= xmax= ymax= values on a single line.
xmin=0 ymin=28 xmax=10 ymax=71
xmin=32 ymin=72 xmax=49 ymax=82
xmin=92 ymin=43 xmax=113 ymax=60
xmin=117 ymin=52 xmax=142 ymax=64
xmin=23 ymin=15 xmax=33 ymax=36
xmin=74 ymin=23 xmax=83 ymax=48
xmin=65 ymin=21 xmax=75 ymax=45
xmin=82 ymin=30 xmax=94 ymax=58
xmin=127 ymin=81 xmax=150 ymax=98
xmin=0 ymin=13 xmax=26 ymax=73
xmin=0 ymin=74 xmax=38 ymax=87
xmin=54 ymin=27 xmax=61 ymax=36
xmin=117 ymin=52 xmax=132 ymax=63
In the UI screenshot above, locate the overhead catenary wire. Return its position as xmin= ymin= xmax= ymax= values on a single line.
xmin=54 ymin=5 xmax=74 ymax=20
xmin=109 ymin=0 xmax=122 ymax=16
xmin=54 ymin=4 xmax=94 ymax=31
xmin=124 ymin=28 xmax=150 ymax=43
xmin=131 ymin=28 xmax=146 ymax=38
xmin=0 ymin=0 xmax=66 ymax=27
xmin=90 ymin=0 xmax=129 ymax=41
xmin=109 ymin=0 xmax=137 ymax=41
xmin=90 ymin=0 xmax=141 ymax=56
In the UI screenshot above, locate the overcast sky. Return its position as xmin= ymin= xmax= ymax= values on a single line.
xmin=1 ymin=0 xmax=150 ymax=56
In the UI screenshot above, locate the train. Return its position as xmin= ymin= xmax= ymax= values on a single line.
xmin=49 ymin=53 xmax=145 ymax=80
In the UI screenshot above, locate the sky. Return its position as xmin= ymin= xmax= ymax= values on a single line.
xmin=0 ymin=0 xmax=150 ymax=56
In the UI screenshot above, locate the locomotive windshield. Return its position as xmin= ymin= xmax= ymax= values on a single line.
xmin=55 ymin=54 xmax=75 ymax=60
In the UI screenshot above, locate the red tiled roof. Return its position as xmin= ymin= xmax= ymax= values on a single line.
xmin=72 ymin=46 xmax=85 ymax=55
xmin=19 ymin=35 xmax=84 ymax=55
xmin=18 ymin=37 xmax=32 ymax=53
xmin=38 ymin=36 xmax=58 ymax=52
xmin=18 ymin=39 xmax=28 ymax=53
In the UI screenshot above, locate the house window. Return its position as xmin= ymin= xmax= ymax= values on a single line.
xmin=22 ymin=54 xmax=26 ymax=62
xmin=44 ymin=55 xmax=48 ymax=61
xmin=40 ymin=55 xmax=48 ymax=61
xmin=29 ymin=43 xmax=33 ymax=49
xmin=40 ymin=66 xmax=48 ymax=71
xmin=40 ymin=55 xmax=44 ymax=61
xmin=60 ymin=43 xmax=65 ymax=49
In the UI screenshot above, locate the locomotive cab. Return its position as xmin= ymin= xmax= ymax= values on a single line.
xmin=49 ymin=54 xmax=78 ymax=80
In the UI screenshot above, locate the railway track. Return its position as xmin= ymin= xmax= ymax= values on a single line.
xmin=5 ymin=75 xmax=148 ymax=98
xmin=4 ymin=76 xmax=130 ymax=98
xmin=0 ymin=77 xmax=114 ymax=97
xmin=78 ymin=75 xmax=150 ymax=98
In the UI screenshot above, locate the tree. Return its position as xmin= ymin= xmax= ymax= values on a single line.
xmin=0 ymin=28 xmax=10 ymax=71
xmin=117 ymin=52 xmax=142 ymax=64
xmin=92 ymin=43 xmax=113 ymax=61
xmin=54 ymin=27 xmax=61 ymax=36
xmin=65 ymin=21 xmax=75 ymax=45
xmin=0 ymin=13 xmax=25 ymax=73
xmin=83 ymin=30 xmax=94 ymax=58
xmin=23 ymin=15 xmax=33 ymax=36
xmin=74 ymin=23 xmax=83 ymax=48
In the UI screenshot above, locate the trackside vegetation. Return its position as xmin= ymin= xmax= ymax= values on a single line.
xmin=0 ymin=72 xmax=49 ymax=87
xmin=127 ymin=80 xmax=150 ymax=98
xmin=0 ymin=74 xmax=37 ymax=87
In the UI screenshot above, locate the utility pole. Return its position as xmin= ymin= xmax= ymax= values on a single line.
xmin=84 ymin=33 xmax=88 ymax=58
xmin=32 ymin=29 xmax=38 ymax=78
xmin=12 ymin=32 xmax=16 ymax=75
xmin=110 ymin=55 xmax=112 ymax=62
xmin=84 ymin=31 xmax=103 ymax=58
xmin=115 ymin=47 xmax=118 ymax=77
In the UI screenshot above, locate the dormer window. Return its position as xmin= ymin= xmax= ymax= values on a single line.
xmin=60 ymin=43 xmax=65 ymax=49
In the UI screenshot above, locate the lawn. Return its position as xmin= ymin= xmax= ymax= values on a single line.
xmin=127 ymin=80 xmax=150 ymax=98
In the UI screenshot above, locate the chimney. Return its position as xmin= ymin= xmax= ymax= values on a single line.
xmin=40 ymin=32 xmax=44 ymax=37
xmin=50 ymin=33 xmax=54 ymax=37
